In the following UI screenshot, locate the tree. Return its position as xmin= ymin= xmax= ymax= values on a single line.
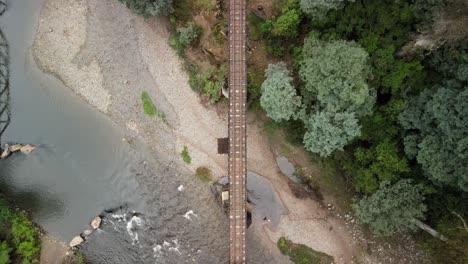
xmin=350 ymin=139 xmax=410 ymax=193
xmin=399 ymin=84 xmax=468 ymax=192
xmin=353 ymin=180 xmax=427 ymax=236
xmin=260 ymin=63 xmax=301 ymax=122
xmin=298 ymin=34 xmax=374 ymax=157
xmin=303 ymin=111 xmax=361 ymax=157
xmin=118 ymin=0 xmax=173 ymax=17
xmin=270 ymin=8 xmax=301 ymax=38
xmin=300 ymin=0 xmax=353 ymax=21
xmin=299 ymin=34 xmax=373 ymax=115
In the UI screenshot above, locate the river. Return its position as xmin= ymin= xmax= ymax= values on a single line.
xmin=0 ymin=1 xmax=282 ymax=263
xmin=0 ymin=0 xmax=227 ymax=263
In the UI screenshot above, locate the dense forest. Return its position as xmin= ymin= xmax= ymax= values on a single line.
xmin=118 ymin=0 xmax=467 ymax=262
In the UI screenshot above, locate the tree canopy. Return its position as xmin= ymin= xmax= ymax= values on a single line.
xmin=300 ymin=0 xmax=352 ymax=21
xmin=399 ymin=84 xmax=468 ymax=192
xmin=260 ymin=63 xmax=301 ymax=122
xmin=353 ymin=180 xmax=427 ymax=236
xmin=298 ymin=34 xmax=374 ymax=156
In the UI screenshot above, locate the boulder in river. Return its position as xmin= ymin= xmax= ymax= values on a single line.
xmin=91 ymin=216 xmax=102 ymax=229
xmin=69 ymin=236 xmax=84 ymax=247
xmin=9 ymin=144 xmax=23 ymax=152
xmin=20 ymin=144 xmax=36 ymax=154
xmin=1 ymin=144 xmax=11 ymax=159
xmin=83 ymin=229 xmax=93 ymax=237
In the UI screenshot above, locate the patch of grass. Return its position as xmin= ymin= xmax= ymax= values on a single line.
xmin=141 ymin=91 xmax=156 ymax=116
xmin=278 ymin=237 xmax=334 ymax=264
xmin=195 ymin=167 xmax=212 ymax=182
xmin=141 ymin=91 xmax=168 ymax=125
xmin=180 ymin=146 xmax=191 ymax=164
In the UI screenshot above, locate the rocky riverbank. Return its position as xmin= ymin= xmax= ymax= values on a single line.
xmin=32 ymin=0 xmax=363 ymax=263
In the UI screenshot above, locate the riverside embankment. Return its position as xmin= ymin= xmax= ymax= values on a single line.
xmin=29 ymin=0 xmax=366 ymax=263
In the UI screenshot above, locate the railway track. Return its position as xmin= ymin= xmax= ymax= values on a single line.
xmin=228 ymin=0 xmax=247 ymax=263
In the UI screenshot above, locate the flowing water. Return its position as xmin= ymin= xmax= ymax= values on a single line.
xmin=0 ymin=0 xmax=224 ymax=262
xmin=0 ymin=1 xmax=282 ymax=263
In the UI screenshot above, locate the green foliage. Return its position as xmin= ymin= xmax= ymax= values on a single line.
xmin=0 ymin=241 xmax=12 ymax=264
xmin=141 ymin=91 xmax=156 ymax=116
xmin=347 ymin=139 xmax=410 ymax=193
xmin=354 ymin=180 xmax=427 ymax=236
xmin=270 ymin=8 xmax=301 ymax=38
xmin=260 ymin=62 xmax=301 ymax=122
xmin=195 ymin=167 xmax=211 ymax=182
xmin=141 ymin=92 xmax=168 ymax=124
xmin=303 ymin=111 xmax=361 ymax=157
xmin=247 ymin=67 xmax=264 ymax=109
xmin=277 ymin=237 xmax=334 ymax=264
xmin=320 ymin=0 xmax=424 ymax=94
xmin=0 ymin=198 xmax=41 ymax=263
xmin=178 ymin=22 xmax=202 ymax=47
xmin=255 ymin=0 xmax=303 ymax=57
xmin=180 ymin=146 xmax=191 ymax=164
xmin=300 ymin=0 xmax=351 ymax=21
xmin=76 ymin=251 xmax=86 ymax=264
xmin=399 ymin=84 xmax=468 ymax=192
xmin=118 ymin=0 xmax=173 ymax=17
xmin=195 ymin=65 xmax=226 ymax=104
xmin=299 ymin=35 xmax=373 ymax=114
xmin=422 ymin=213 xmax=468 ymax=264
xmin=297 ymin=35 xmax=373 ymax=157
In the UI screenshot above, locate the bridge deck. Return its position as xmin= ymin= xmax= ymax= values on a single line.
xmin=228 ymin=0 xmax=247 ymax=263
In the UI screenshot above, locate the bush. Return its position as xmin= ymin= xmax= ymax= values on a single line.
xmin=118 ymin=0 xmax=173 ymax=17
xmin=0 ymin=198 xmax=41 ymax=263
xmin=180 ymin=146 xmax=191 ymax=164
xmin=189 ymin=65 xmax=226 ymax=104
xmin=195 ymin=167 xmax=211 ymax=182
xmin=0 ymin=241 xmax=12 ymax=264
xmin=278 ymin=237 xmax=334 ymax=264
xmin=178 ymin=22 xmax=202 ymax=47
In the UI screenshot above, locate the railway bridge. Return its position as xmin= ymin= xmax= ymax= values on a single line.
xmin=227 ymin=0 xmax=247 ymax=263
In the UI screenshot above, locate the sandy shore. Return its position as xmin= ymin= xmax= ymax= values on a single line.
xmin=33 ymin=0 xmax=360 ymax=262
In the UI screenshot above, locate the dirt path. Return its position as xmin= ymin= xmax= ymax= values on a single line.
xmin=33 ymin=0 xmax=361 ymax=262
xmin=40 ymin=235 xmax=69 ymax=264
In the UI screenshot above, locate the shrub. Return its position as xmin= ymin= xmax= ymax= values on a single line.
xmin=178 ymin=22 xmax=202 ymax=47
xmin=278 ymin=237 xmax=334 ymax=264
xmin=0 ymin=198 xmax=41 ymax=263
xmin=119 ymin=0 xmax=173 ymax=17
xmin=195 ymin=167 xmax=211 ymax=182
xmin=0 ymin=241 xmax=11 ymax=264
xmin=118 ymin=0 xmax=173 ymax=17
xmin=180 ymin=146 xmax=191 ymax=164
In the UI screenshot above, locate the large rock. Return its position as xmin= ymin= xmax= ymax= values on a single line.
xmin=20 ymin=144 xmax=36 ymax=154
xmin=1 ymin=144 xmax=11 ymax=159
xmin=69 ymin=236 xmax=84 ymax=247
xmin=91 ymin=216 xmax=101 ymax=229
xmin=9 ymin=144 xmax=23 ymax=152
xmin=82 ymin=229 xmax=93 ymax=237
